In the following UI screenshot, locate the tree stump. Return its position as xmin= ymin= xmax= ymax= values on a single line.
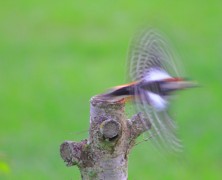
xmin=60 ymin=95 xmax=151 ymax=180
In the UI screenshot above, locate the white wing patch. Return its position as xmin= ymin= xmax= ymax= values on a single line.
xmin=145 ymin=68 xmax=171 ymax=82
xmin=147 ymin=92 xmax=168 ymax=111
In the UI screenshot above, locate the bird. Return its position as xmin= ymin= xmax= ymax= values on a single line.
xmin=100 ymin=28 xmax=196 ymax=153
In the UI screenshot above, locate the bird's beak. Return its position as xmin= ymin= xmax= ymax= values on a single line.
xmin=162 ymin=81 xmax=198 ymax=90
xmin=174 ymin=81 xmax=198 ymax=89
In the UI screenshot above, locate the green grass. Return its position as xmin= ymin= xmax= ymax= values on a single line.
xmin=1 ymin=0 xmax=222 ymax=179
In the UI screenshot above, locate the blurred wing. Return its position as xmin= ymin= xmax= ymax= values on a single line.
xmin=134 ymin=85 xmax=183 ymax=153
xmin=128 ymin=28 xmax=181 ymax=82
xmin=128 ymin=29 xmax=183 ymax=152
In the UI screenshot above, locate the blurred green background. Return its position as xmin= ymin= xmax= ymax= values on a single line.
xmin=1 ymin=0 xmax=222 ymax=179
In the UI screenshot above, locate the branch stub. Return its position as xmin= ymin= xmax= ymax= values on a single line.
xmin=100 ymin=119 xmax=121 ymax=140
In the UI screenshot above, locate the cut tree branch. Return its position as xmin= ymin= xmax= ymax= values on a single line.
xmin=60 ymin=95 xmax=151 ymax=180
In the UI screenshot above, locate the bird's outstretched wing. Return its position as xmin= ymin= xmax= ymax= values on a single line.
xmin=128 ymin=29 xmax=183 ymax=153
xmin=128 ymin=29 xmax=181 ymax=81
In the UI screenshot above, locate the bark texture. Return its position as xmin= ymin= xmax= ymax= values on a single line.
xmin=60 ymin=95 xmax=151 ymax=180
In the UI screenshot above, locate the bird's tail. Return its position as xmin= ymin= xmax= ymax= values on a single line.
xmin=99 ymin=82 xmax=137 ymax=100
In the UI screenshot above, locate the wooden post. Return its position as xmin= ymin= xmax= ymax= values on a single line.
xmin=60 ymin=95 xmax=151 ymax=180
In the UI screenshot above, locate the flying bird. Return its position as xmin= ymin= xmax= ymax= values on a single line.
xmin=101 ymin=29 xmax=196 ymax=153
